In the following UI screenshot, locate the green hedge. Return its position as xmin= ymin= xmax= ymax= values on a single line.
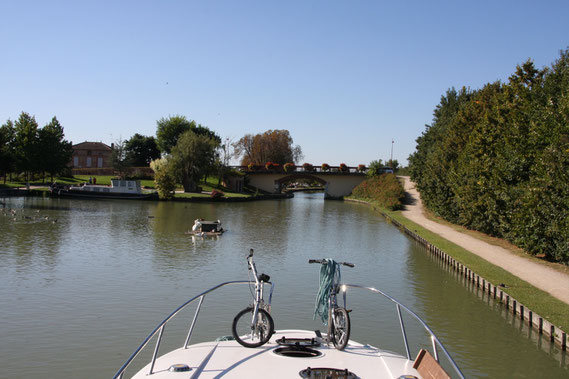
xmin=351 ymin=173 xmax=405 ymax=210
xmin=409 ymin=49 xmax=569 ymax=263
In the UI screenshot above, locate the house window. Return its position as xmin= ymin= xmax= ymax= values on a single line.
xmin=73 ymin=156 xmax=79 ymax=167
xmin=86 ymin=157 xmax=92 ymax=167
xmin=98 ymin=157 xmax=103 ymax=168
xmin=87 ymin=150 xmax=92 ymax=156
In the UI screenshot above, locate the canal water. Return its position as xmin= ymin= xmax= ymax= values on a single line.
xmin=0 ymin=193 xmax=567 ymax=378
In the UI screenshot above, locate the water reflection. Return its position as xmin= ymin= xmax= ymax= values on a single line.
xmin=1 ymin=197 xmax=66 ymax=274
xmin=1 ymin=194 xmax=567 ymax=378
xmin=410 ymin=241 xmax=569 ymax=374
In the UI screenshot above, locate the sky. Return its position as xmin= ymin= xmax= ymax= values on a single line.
xmin=1 ymin=1 xmax=568 ymax=166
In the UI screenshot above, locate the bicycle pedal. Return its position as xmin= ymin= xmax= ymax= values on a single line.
xmin=346 ymin=309 xmax=352 ymax=313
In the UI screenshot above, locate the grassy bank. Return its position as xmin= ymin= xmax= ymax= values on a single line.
xmin=347 ymin=196 xmax=569 ymax=332
xmin=1 ymin=175 xmax=252 ymax=199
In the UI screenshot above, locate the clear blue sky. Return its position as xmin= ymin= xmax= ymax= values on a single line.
xmin=1 ymin=1 xmax=568 ymax=166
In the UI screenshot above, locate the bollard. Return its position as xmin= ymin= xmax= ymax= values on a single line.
xmin=529 ymin=311 xmax=533 ymax=326
xmin=520 ymin=305 xmax=524 ymax=321
xmin=539 ymin=318 xmax=543 ymax=334
xmin=513 ymin=300 xmax=517 ymax=315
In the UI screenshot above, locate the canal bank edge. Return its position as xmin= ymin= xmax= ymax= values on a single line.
xmin=345 ymin=197 xmax=569 ymax=352
xmin=0 ymin=188 xmax=293 ymax=202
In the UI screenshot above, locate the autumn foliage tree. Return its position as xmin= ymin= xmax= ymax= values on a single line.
xmin=233 ymin=129 xmax=303 ymax=166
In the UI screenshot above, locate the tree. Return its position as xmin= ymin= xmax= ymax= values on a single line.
xmin=125 ymin=134 xmax=160 ymax=166
xmin=13 ymin=112 xmax=40 ymax=187
xmin=407 ymin=49 xmax=569 ymax=263
xmin=217 ymin=137 xmax=235 ymax=187
xmin=111 ymin=138 xmax=129 ymax=178
xmin=37 ymin=117 xmax=73 ymax=182
xmin=366 ymin=159 xmax=384 ymax=177
xmin=0 ymin=120 xmax=16 ymax=183
xmin=386 ymin=159 xmax=399 ymax=171
xmin=169 ymin=130 xmax=220 ymax=192
xmin=150 ymin=157 xmax=176 ymax=199
xmin=156 ymin=115 xmax=220 ymax=154
xmin=233 ymin=129 xmax=303 ymax=165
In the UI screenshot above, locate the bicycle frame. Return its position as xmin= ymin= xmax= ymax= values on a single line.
xmin=247 ymin=250 xmax=270 ymax=337
xmin=326 ymin=279 xmax=341 ymax=340
xmin=309 ymin=259 xmax=352 ymax=345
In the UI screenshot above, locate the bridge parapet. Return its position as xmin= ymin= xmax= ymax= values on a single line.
xmin=229 ymin=165 xmax=367 ymax=175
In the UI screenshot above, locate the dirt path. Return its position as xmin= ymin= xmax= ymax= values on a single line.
xmin=400 ymin=176 xmax=569 ymax=305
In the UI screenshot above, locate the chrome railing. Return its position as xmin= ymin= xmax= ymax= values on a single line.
xmin=113 ymin=280 xmax=274 ymax=379
xmin=114 ymin=281 xmax=463 ymax=379
xmin=342 ymin=284 xmax=465 ymax=379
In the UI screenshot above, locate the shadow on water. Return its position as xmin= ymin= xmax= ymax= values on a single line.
xmin=407 ymin=239 xmax=568 ymax=376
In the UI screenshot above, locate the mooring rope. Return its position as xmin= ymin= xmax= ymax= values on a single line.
xmin=313 ymin=259 xmax=341 ymax=325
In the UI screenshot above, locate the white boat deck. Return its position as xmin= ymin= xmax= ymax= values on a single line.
xmin=132 ymin=329 xmax=421 ymax=378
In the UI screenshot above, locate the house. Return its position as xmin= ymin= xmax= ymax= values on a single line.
xmin=71 ymin=142 xmax=112 ymax=168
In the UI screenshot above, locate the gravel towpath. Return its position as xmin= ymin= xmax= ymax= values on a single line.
xmin=400 ymin=176 xmax=569 ymax=305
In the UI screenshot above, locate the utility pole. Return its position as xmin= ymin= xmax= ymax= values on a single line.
xmin=390 ymin=138 xmax=394 ymax=165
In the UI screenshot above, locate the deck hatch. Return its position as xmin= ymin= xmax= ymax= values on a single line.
xmin=299 ymin=367 xmax=358 ymax=378
xmin=273 ymin=346 xmax=322 ymax=358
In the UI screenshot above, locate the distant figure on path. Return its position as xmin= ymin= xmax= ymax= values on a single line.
xmin=88 ymin=177 xmax=92 ymax=184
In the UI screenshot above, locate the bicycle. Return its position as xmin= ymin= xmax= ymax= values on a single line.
xmin=309 ymin=258 xmax=354 ymax=350
xmin=232 ymin=249 xmax=275 ymax=348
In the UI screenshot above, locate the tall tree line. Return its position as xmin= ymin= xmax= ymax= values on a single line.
xmin=409 ymin=49 xmax=569 ymax=263
xmin=0 ymin=112 xmax=72 ymax=184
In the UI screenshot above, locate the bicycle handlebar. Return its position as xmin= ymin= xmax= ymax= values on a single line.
xmin=308 ymin=259 xmax=354 ymax=268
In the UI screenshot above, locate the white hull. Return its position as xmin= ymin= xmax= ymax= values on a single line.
xmin=131 ymin=329 xmax=421 ymax=378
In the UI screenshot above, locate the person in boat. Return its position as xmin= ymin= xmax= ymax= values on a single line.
xmin=192 ymin=219 xmax=202 ymax=233
xmin=216 ymin=220 xmax=222 ymax=232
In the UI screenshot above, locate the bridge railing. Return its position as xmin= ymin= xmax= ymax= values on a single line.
xmin=229 ymin=165 xmax=371 ymax=174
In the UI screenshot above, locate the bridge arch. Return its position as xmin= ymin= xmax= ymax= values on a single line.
xmin=276 ymin=173 xmax=327 ymax=188
xmin=243 ymin=170 xmax=367 ymax=199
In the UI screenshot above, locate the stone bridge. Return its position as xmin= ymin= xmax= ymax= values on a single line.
xmin=233 ymin=166 xmax=369 ymax=199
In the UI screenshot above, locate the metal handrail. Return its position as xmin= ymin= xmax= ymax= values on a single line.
xmin=113 ymin=280 xmax=270 ymax=379
xmin=114 ymin=281 xmax=463 ymax=379
xmin=343 ymin=284 xmax=465 ymax=379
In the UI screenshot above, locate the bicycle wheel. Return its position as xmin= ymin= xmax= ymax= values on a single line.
xmin=232 ymin=307 xmax=274 ymax=348
xmin=331 ymin=307 xmax=350 ymax=350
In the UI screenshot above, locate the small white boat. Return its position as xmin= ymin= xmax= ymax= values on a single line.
xmin=50 ymin=179 xmax=156 ymax=200
xmin=114 ymin=254 xmax=464 ymax=379
xmin=186 ymin=219 xmax=224 ymax=236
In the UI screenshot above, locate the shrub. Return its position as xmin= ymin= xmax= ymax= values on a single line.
xmin=150 ymin=158 xmax=176 ymax=200
xmin=211 ymin=189 xmax=224 ymax=199
xmin=351 ymin=173 xmax=405 ymax=210
xmin=284 ymin=163 xmax=295 ymax=173
xmin=265 ymin=162 xmax=281 ymax=171
xmin=339 ymin=163 xmax=348 ymax=172
xmin=302 ymin=163 xmax=314 ymax=172
xmin=321 ymin=163 xmax=330 ymax=172
xmin=358 ymin=164 xmax=366 ymax=172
